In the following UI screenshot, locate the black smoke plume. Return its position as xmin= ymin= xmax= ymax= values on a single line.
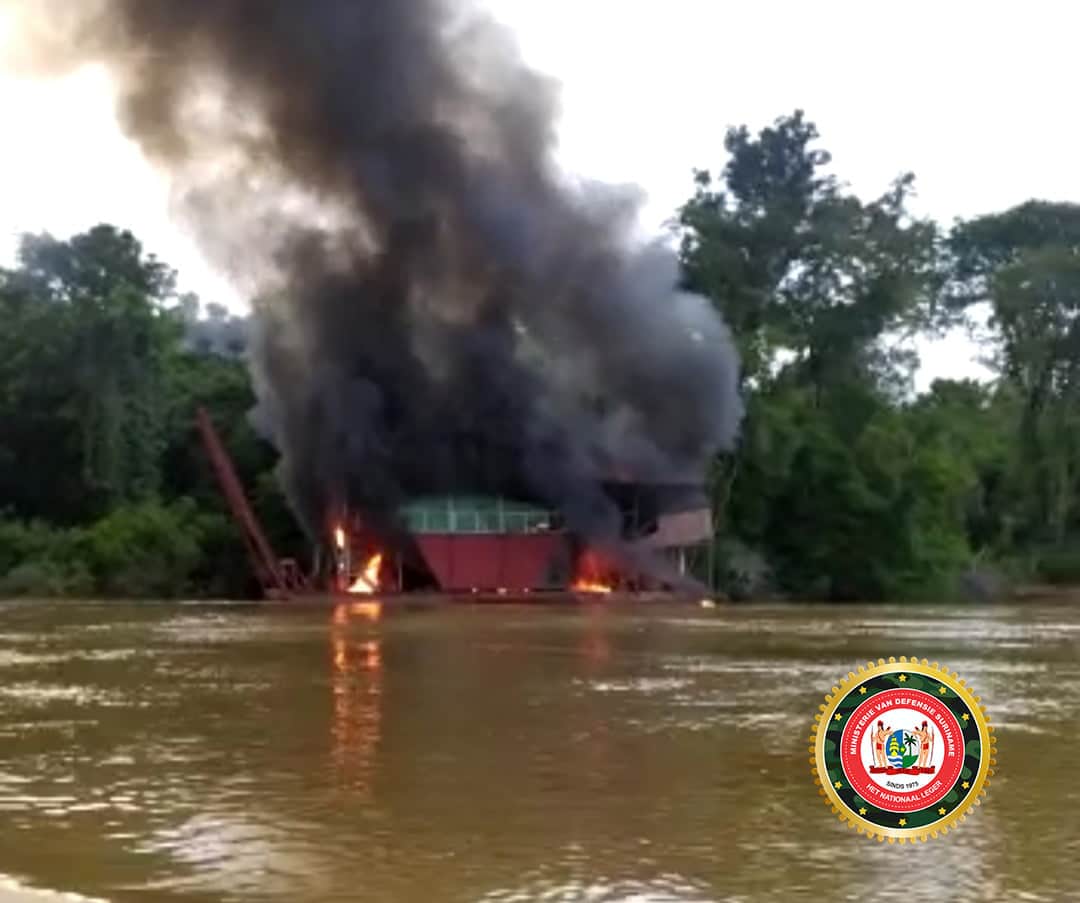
xmin=4 ymin=0 xmax=742 ymax=545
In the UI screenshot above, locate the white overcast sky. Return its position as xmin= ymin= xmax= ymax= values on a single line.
xmin=2 ymin=0 xmax=1078 ymax=388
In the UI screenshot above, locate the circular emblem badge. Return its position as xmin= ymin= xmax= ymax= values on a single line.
xmin=810 ymin=657 xmax=995 ymax=843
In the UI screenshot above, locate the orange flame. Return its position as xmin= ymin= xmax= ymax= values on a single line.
xmin=348 ymin=552 xmax=383 ymax=594
xmin=334 ymin=526 xmax=346 ymax=550
xmin=573 ymin=579 xmax=613 ymax=595
xmin=573 ymin=548 xmax=614 ymax=594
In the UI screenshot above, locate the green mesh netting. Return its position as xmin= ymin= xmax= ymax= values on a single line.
xmin=399 ymin=495 xmax=559 ymax=534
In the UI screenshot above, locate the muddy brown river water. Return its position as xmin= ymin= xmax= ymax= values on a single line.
xmin=0 ymin=600 xmax=1075 ymax=902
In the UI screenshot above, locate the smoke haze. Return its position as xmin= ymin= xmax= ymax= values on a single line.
xmin=3 ymin=0 xmax=743 ymax=543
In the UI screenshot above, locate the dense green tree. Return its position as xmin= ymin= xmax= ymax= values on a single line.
xmin=951 ymin=204 xmax=1080 ymax=549
xmin=678 ymin=110 xmax=940 ymax=399
xmin=679 ymin=112 xmax=966 ymax=599
xmin=0 ymin=226 xmax=179 ymax=520
xmin=947 ymin=201 xmax=1080 ymax=305
xmin=0 ymin=225 xmax=303 ymax=598
xmin=992 ymin=248 xmax=1080 ymax=544
xmin=905 ymin=380 xmax=1016 ymax=553
xmin=723 ymin=380 xmax=974 ymax=600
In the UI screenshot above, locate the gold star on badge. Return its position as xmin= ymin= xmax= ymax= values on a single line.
xmin=898 ymin=818 xmax=907 ymax=827
xmin=962 ymin=781 xmax=970 ymax=790
xmin=859 ymin=686 xmax=867 ymax=694
xmin=834 ymin=780 xmax=843 ymax=788
xmin=898 ymin=674 xmax=907 ymax=682
xmin=834 ymin=713 xmax=843 ymax=721
xmin=939 ymin=686 xmax=948 ymax=695
xmin=962 ymin=713 xmax=969 ymax=722
xmin=938 ymin=807 xmax=947 ymax=815
xmin=859 ymin=807 xmax=867 ymax=815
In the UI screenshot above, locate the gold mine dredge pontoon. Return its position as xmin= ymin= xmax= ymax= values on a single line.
xmin=196 ymin=407 xmax=716 ymax=601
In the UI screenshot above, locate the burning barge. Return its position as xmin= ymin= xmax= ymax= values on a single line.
xmin=198 ymin=408 xmax=715 ymax=602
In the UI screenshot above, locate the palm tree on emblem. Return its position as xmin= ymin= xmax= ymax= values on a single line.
xmin=904 ymin=732 xmax=918 ymax=756
xmin=897 ymin=730 xmax=920 ymax=768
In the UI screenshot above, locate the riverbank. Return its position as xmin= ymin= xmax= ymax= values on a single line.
xmin=1012 ymin=584 xmax=1080 ymax=603
xmin=11 ymin=583 xmax=1080 ymax=605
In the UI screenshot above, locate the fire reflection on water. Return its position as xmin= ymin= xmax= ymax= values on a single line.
xmin=329 ymin=603 xmax=383 ymax=797
xmin=580 ymin=608 xmax=612 ymax=670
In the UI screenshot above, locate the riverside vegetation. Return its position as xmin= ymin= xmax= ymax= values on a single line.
xmin=3 ymin=112 xmax=1079 ymax=602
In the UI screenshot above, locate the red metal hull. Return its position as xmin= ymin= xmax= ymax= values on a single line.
xmin=414 ymin=533 xmax=569 ymax=591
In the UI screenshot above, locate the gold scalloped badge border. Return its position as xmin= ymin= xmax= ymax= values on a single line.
xmin=809 ymin=656 xmax=995 ymax=844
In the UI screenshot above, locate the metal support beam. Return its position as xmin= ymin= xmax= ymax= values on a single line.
xmin=195 ymin=407 xmax=292 ymax=598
